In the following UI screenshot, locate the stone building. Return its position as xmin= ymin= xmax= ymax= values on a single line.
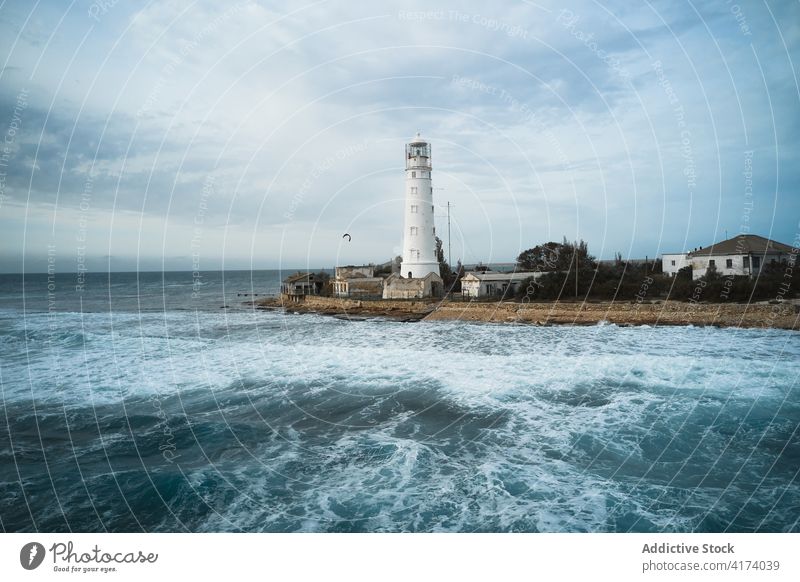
xmin=460 ymin=271 xmax=545 ymax=298
xmin=333 ymin=265 xmax=384 ymax=298
xmin=382 ymin=272 xmax=443 ymax=299
xmin=280 ymin=272 xmax=324 ymax=302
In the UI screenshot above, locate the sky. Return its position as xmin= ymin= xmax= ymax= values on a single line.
xmin=0 ymin=0 xmax=798 ymax=272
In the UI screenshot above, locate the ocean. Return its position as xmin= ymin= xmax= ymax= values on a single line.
xmin=0 ymin=270 xmax=798 ymax=532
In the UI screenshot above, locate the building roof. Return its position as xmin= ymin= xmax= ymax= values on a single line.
xmin=461 ymin=262 xmax=519 ymax=273
xmin=283 ymin=272 xmax=315 ymax=284
xmin=344 ymin=277 xmax=384 ymax=284
xmin=385 ymin=271 xmax=442 ymax=283
xmin=462 ymin=271 xmax=541 ymax=282
xmin=690 ymin=234 xmax=793 ymax=257
xmin=335 ymin=265 xmax=375 ymax=279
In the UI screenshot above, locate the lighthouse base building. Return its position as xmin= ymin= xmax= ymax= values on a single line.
xmin=382 ymin=271 xmax=442 ymax=299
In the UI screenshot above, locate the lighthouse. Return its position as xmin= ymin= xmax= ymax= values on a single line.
xmin=400 ymin=133 xmax=440 ymax=279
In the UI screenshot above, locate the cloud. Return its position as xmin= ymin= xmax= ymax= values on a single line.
xmin=0 ymin=0 xmax=798 ymax=272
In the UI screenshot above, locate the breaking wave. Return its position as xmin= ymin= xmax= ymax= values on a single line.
xmin=1 ymin=304 xmax=799 ymax=532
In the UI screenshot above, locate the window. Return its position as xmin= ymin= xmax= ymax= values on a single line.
xmin=708 ymin=259 xmax=716 ymax=268
xmin=671 ymin=260 xmax=676 ymax=266
xmin=410 ymin=186 xmax=418 ymax=195
xmin=411 ymin=249 xmax=420 ymax=260
xmin=743 ymin=256 xmax=750 ymax=268
xmin=726 ymin=258 xmax=733 ymax=268
xmin=410 ymin=226 xmax=418 ymax=236
xmin=431 ymin=205 xmax=434 ymax=212
xmin=753 ymin=256 xmax=761 ymax=269
xmin=432 ymin=227 xmax=436 ymax=235
xmin=412 ymin=171 xmax=416 ymax=178
xmin=410 ymin=204 xmax=418 ymax=213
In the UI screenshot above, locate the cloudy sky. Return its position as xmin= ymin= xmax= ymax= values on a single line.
xmin=0 ymin=0 xmax=797 ymax=272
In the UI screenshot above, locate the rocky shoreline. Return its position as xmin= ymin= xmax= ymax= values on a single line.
xmin=256 ymin=296 xmax=800 ymax=330
xmin=256 ymin=296 xmax=436 ymax=321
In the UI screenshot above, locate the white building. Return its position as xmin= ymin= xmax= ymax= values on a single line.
xmin=661 ymin=253 xmax=691 ymax=277
xmin=399 ymin=133 xmax=440 ymax=280
xmin=461 ymin=271 xmax=545 ymax=298
xmin=662 ymin=234 xmax=794 ymax=279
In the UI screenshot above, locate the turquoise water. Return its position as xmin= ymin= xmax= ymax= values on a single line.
xmin=0 ymin=271 xmax=798 ymax=532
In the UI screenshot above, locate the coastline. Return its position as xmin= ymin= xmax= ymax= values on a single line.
xmin=257 ymin=296 xmax=800 ymax=330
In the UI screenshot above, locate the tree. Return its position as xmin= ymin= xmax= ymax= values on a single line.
xmin=516 ymin=241 xmax=562 ymax=271
xmin=516 ymin=238 xmax=596 ymax=272
xmin=676 ymin=265 xmax=692 ymax=280
xmin=515 ymin=276 xmax=541 ymax=300
xmin=435 ymin=235 xmax=461 ymax=292
xmin=450 ymin=260 xmax=465 ymax=292
xmin=570 ymin=238 xmax=596 ymax=269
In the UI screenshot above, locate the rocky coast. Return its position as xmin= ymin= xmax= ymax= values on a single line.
xmin=256 ymin=296 xmax=799 ymax=330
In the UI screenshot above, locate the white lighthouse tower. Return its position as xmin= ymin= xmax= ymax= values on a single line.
xmin=400 ymin=133 xmax=440 ymax=279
